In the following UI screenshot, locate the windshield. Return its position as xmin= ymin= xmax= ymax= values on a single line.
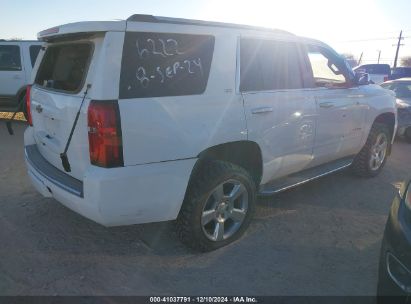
xmin=35 ymin=43 xmax=92 ymax=93
xmin=382 ymin=82 xmax=411 ymax=98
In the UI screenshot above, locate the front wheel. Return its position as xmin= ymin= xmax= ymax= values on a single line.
xmin=352 ymin=123 xmax=391 ymax=177
xmin=176 ymin=160 xmax=256 ymax=252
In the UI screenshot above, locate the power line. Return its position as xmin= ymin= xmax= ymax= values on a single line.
xmin=337 ymin=36 xmax=411 ymax=43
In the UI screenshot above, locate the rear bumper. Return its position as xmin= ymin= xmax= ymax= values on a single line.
xmin=24 ymin=127 xmax=196 ymax=226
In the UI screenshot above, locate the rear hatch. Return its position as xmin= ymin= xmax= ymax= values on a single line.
xmin=30 ymin=37 xmax=99 ymax=180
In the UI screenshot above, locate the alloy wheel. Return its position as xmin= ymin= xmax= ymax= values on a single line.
xmin=201 ymin=179 xmax=249 ymax=242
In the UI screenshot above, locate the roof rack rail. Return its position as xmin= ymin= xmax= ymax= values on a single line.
xmin=127 ymin=14 xmax=294 ymax=35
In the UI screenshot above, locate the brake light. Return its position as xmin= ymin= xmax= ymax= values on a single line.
xmin=87 ymin=100 xmax=123 ymax=168
xmin=384 ymin=76 xmax=389 ymax=82
xmin=26 ymin=85 xmax=32 ymax=126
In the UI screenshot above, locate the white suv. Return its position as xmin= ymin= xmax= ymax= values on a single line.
xmin=24 ymin=15 xmax=397 ymax=251
xmin=0 ymin=40 xmax=42 ymax=114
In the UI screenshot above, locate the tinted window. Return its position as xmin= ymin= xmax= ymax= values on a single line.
xmin=240 ymin=39 xmax=303 ymax=92
xmin=29 ymin=45 xmax=42 ymax=67
xmin=392 ymin=67 xmax=411 ymax=77
xmin=119 ymin=32 xmax=215 ymax=99
xmin=35 ymin=43 xmax=92 ymax=93
xmin=0 ymin=45 xmax=21 ymax=71
xmin=357 ymin=64 xmax=390 ymax=75
xmin=307 ymin=46 xmax=347 ymax=87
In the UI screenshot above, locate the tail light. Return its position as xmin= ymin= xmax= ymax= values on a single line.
xmin=87 ymin=100 xmax=123 ymax=168
xmin=26 ymin=85 xmax=32 ymax=126
xmin=384 ymin=76 xmax=389 ymax=82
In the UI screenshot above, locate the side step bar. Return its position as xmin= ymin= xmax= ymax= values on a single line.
xmin=258 ymin=157 xmax=354 ymax=196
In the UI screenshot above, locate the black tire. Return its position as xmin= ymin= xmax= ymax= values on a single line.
xmin=176 ymin=160 xmax=256 ymax=252
xmin=351 ymin=123 xmax=391 ymax=177
xmin=405 ymin=127 xmax=411 ymax=144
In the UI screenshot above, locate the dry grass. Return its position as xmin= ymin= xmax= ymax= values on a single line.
xmin=0 ymin=112 xmax=26 ymax=122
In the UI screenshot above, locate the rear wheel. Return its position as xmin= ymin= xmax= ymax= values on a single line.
xmin=176 ymin=160 xmax=256 ymax=252
xmin=352 ymin=123 xmax=391 ymax=177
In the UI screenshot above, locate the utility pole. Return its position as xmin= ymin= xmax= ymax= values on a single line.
xmin=377 ymin=50 xmax=381 ymax=64
xmin=393 ymin=30 xmax=404 ymax=68
xmin=358 ymin=52 xmax=363 ymax=65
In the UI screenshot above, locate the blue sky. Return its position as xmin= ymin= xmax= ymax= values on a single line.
xmin=2 ymin=0 xmax=411 ymax=65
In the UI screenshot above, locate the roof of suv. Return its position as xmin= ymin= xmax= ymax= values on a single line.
xmin=127 ymin=14 xmax=295 ymax=35
xmin=38 ymin=14 xmax=297 ymax=41
xmin=35 ymin=14 xmax=337 ymax=54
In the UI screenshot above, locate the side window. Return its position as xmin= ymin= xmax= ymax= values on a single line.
xmin=240 ymin=39 xmax=304 ymax=92
xmin=0 ymin=45 xmax=22 ymax=71
xmin=307 ymin=46 xmax=347 ymax=88
xmin=29 ymin=45 xmax=42 ymax=67
xmin=119 ymin=32 xmax=215 ymax=99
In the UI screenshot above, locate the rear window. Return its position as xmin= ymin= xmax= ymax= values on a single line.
xmin=119 ymin=32 xmax=215 ymax=99
xmin=35 ymin=43 xmax=92 ymax=93
xmin=392 ymin=67 xmax=411 ymax=77
xmin=357 ymin=64 xmax=390 ymax=75
xmin=0 ymin=45 xmax=21 ymax=71
xmin=29 ymin=45 xmax=42 ymax=67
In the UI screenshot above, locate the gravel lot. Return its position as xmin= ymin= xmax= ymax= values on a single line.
xmin=0 ymin=119 xmax=410 ymax=296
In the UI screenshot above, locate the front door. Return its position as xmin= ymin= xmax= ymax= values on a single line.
xmin=240 ymin=38 xmax=317 ymax=184
xmin=305 ymin=45 xmax=365 ymax=165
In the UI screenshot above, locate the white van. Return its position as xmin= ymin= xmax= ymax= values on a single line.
xmin=0 ymin=40 xmax=42 ymax=114
xmin=25 ymin=15 xmax=397 ymax=251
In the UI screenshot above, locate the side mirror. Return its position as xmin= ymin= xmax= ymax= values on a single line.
xmin=355 ymin=71 xmax=370 ymax=86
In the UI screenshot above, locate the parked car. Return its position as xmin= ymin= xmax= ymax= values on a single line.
xmin=391 ymin=67 xmax=411 ymax=81
xmin=353 ymin=64 xmax=391 ymax=84
xmin=0 ymin=40 xmax=42 ymax=116
xmin=24 ymin=15 xmax=397 ymax=251
xmin=381 ymin=78 xmax=411 ymax=143
xmin=377 ymin=180 xmax=411 ymax=301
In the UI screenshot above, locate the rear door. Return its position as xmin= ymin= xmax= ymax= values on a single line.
xmin=241 ymin=38 xmax=317 ymax=183
xmin=0 ymin=44 xmax=26 ymax=106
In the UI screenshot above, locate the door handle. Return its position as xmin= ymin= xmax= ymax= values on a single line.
xmin=319 ymin=102 xmax=334 ymax=109
xmin=13 ymin=75 xmax=22 ymax=80
xmin=251 ymin=107 xmax=273 ymax=114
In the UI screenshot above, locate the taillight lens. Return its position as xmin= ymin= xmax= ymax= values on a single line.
xmin=26 ymin=85 xmax=32 ymax=126
xmin=384 ymin=76 xmax=389 ymax=82
xmin=87 ymin=100 xmax=123 ymax=168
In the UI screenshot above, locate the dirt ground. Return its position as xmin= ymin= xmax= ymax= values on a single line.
xmin=0 ymin=120 xmax=410 ymax=296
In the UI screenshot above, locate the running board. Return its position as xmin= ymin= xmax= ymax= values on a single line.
xmin=258 ymin=157 xmax=354 ymax=196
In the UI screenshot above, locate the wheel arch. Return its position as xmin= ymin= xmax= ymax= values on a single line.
xmin=374 ymin=112 xmax=396 ymax=136
xmin=15 ymin=85 xmax=28 ymax=107
xmin=372 ymin=112 xmax=396 ymax=154
xmin=192 ymin=140 xmax=263 ymax=187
